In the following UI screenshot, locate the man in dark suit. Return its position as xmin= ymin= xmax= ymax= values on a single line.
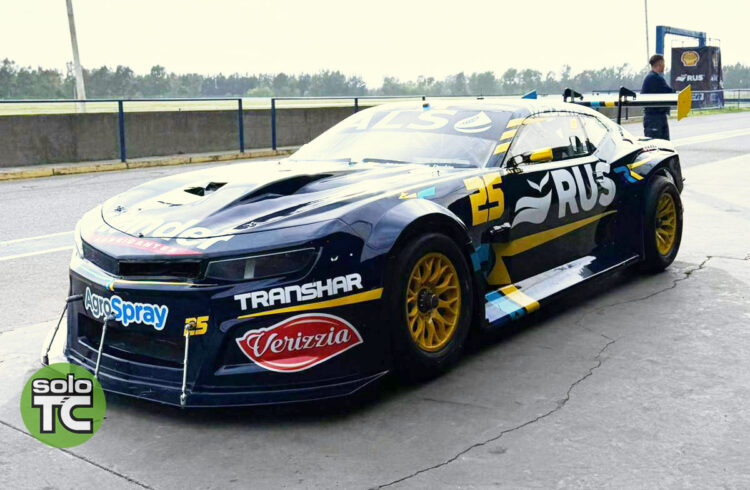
xmin=641 ymin=54 xmax=675 ymax=140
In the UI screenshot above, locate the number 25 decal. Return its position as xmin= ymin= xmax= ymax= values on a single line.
xmin=185 ymin=316 xmax=209 ymax=336
xmin=463 ymin=172 xmax=504 ymax=226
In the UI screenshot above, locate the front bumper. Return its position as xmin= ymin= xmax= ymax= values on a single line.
xmin=62 ymin=245 xmax=390 ymax=407
xmin=65 ymin=346 xmax=387 ymax=407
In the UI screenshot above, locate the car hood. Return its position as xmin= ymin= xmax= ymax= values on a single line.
xmin=100 ymin=159 xmax=462 ymax=238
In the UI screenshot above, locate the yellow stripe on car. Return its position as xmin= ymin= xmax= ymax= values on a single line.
xmin=108 ymin=279 xmax=208 ymax=291
xmin=500 ymin=129 xmax=517 ymax=140
xmin=628 ymin=155 xmax=656 ymax=170
xmin=493 ymin=142 xmax=511 ymax=155
xmin=499 ymin=284 xmax=540 ymax=312
xmin=237 ymin=288 xmax=384 ymax=319
xmin=488 ymin=211 xmax=617 ymax=285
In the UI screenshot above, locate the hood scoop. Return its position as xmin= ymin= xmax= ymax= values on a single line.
xmin=238 ymin=173 xmax=337 ymax=204
xmin=185 ymin=182 xmax=226 ymax=197
xmin=149 ymin=181 xmax=228 ymax=208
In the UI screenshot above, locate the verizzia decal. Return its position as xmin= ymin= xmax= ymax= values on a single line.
xmin=235 ymin=313 xmax=363 ymax=372
xmin=234 ymin=273 xmax=363 ymax=311
xmin=84 ymin=287 xmax=169 ymax=330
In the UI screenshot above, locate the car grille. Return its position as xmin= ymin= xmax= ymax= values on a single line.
xmin=77 ymin=314 xmax=184 ymax=368
xmin=82 ymin=241 xmax=201 ymax=279
xmin=83 ymin=241 xmax=119 ymax=275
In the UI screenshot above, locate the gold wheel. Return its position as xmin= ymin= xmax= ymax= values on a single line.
xmin=655 ymin=193 xmax=677 ymax=255
xmin=405 ymin=253 xmax=461 ymax=353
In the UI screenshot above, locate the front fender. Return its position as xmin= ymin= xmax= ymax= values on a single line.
xmin=357 ymin=198 xmax=470 ymax=262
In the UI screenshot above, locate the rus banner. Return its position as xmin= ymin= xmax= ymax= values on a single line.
xmin=671 ymin=46 xmax=723 ymax=108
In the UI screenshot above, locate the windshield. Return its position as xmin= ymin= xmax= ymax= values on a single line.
xmin=290 ymin=106 xmax=514 ymax=167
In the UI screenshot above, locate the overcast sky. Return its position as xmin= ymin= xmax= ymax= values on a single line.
xmin=3 ymin=0 xmax=747 ymax=84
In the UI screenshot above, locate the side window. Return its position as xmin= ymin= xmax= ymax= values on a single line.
xmin=580 ymin=115 xmax=610 ymax=150
xmin=507 ymin=113 xmax=590 ymax=165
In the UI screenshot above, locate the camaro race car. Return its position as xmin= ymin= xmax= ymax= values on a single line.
xmin=45 ymin=97 xmax=685 ymax=407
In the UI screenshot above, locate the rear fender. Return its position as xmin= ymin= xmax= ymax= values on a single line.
xmin=627 ymin=152 xmax=683 ymax=258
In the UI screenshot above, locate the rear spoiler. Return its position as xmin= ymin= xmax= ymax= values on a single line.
xmin=561 ymin=86 xmax=692 ymax=124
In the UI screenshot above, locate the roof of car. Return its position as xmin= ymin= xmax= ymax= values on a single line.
xmin=371 ymin=97 xmax=603 ymax=119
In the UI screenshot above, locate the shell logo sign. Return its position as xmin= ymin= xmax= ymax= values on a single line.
xmin=681 ymin=51 xmax=700 ymax=67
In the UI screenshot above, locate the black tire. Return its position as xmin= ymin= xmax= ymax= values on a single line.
xmin=386 ymin=233 xmax=473 ymax=381
xmin=641 ymin=175 xmax=683 ymax=272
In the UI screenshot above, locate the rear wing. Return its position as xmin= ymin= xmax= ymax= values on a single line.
xmin=561 ymin=86 xmax=693 ymax=124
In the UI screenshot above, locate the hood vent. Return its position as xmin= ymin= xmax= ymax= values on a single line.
xmin=239 ymin=174 xmax=334 ymax=204
xmin=185 ymin=182 xmax=226 ymax=197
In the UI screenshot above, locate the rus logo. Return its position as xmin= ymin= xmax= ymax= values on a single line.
xmin=512 ymin=162 xmax=616 ymax=227
xmin=235 ymin=314 xmax=363 ymax=372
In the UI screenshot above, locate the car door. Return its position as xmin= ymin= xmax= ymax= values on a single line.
xmin=578 ymin=112 xmax=639 ymax=255
xmin=485 ymin=111 xmax=618 ymax=286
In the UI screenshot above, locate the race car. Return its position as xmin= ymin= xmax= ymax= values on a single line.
xmin=46 ymin=97 xmax=684 ymax=407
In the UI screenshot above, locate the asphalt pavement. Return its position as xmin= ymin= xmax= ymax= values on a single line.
xmin=1 ymin=111 xmax=749 ymax=489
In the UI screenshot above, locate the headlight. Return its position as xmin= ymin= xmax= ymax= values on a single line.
xmin=205 ymin=248 xmax=317 ymax=281
xmin=73 ymin=220 xmax=84 ymax=258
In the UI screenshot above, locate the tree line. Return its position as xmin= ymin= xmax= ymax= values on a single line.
xmin=1 ymin=58 xmax=749 ymax=99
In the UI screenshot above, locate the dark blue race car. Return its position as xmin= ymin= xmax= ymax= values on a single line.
xmin=47 ymin=98 xmax=684 ymax=407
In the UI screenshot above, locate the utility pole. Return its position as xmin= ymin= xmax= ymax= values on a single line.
xmin=644 ymin=0 xmax=650 ymax=63
xmin=66 ymin=0 xmax=86 ymax=112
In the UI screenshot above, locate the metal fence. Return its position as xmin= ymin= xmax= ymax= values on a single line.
xmin=591 ymin=88 xmax=750 ymax=110
xmin=1 ymin=89 xmax=748 ymax=164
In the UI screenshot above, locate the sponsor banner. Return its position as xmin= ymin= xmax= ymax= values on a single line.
xmin=84 ymin=287 xmax=169 ymax=330
xmin=512 ymin=162 xmax=616 ymax=228
xmin=86 ymin=233 xmax=200 ymax=255
xmin=671 ymin=46 xmax=723 ymax=108
xmin=236 ymin=313 xmax=363 ymax=372
xmin=234 ymin=273 xmax=363 ymax=311
xmin=335 ymin=108 xmax=512 ymax=140
xmin=93 ymin=217 xmax=234 ymax=252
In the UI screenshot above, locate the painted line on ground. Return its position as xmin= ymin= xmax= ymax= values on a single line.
xmin=0 ymin=246 xmax=73 ymax=262
xmin=673 ymin=127 xmax=750 ymax=147
xmin=0 ymin=231 xmax=72 ymax=245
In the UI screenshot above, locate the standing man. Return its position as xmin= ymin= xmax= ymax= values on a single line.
xmin=641 ymin=54 xmax=675 ymax=140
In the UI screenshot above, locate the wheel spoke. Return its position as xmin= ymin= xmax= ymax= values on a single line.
xmin=426 ymin=319 xmax=436 ymax=346
xmin=432 ymin=316 xmax=446 ymax=338
xmin=413 ymin=317 xmax=425 ymax=338
xmin=408 ymin=314 xmax=417 ymax=331
xmin=428 ymin=264 xmax=448 ymax=284
xmin=438 ymin=297 xmax=458 ymax=310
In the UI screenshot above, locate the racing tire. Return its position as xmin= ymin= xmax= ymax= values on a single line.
xmin=386 ymin=233 xmax=473 ymax=381
xmin=641 ymin=175 xmax=683 ymax=272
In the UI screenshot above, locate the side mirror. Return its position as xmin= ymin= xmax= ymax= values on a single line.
xmin=507 ymin=147 xmax=553 ymax=167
